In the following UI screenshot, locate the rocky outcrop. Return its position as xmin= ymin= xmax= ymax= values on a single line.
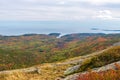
xmin=62 ymin=47 xmax=111 ymax=76
xmin=113 ymin=42 xmax=120 ymax=46
xmin=64 ymin=65 xmax=80 ymax=75
xmin=63 ymin=61 xmax=120 ymax=80
xmin=0 ymin=67 xmax=41 ymax=75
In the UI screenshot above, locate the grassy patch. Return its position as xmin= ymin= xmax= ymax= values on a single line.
xmin=79 ymin=46 xmax=120 ymax=71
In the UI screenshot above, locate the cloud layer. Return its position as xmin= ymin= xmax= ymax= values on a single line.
xmin=0 ymin=0 xmax=120 ymax=20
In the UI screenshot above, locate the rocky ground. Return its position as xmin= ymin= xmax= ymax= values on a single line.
xmin=63 ymin=60 xmax=120 ymax=80
xmin=0 ymin=46 xmax=119 ymax=80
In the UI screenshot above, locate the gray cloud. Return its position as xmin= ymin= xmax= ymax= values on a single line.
xmin=0 ymin=0 xmax=120 ymax=21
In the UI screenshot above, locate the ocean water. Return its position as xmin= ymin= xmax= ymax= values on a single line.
xmin=0 ymin=20 xmax=119 ymax=36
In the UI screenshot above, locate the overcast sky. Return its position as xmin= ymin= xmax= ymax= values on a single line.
xmin=0 ymin=0 xmax=120 ymax=35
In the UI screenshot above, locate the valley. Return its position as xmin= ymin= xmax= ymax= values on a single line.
xmin=0 ymin=33 xmax=120 ymax=80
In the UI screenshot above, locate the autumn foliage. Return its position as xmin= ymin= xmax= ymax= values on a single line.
xmin=78 ymin=64 xmax=120 ymax=80
xmin=0 ymin=33 xmax=120 ymax=71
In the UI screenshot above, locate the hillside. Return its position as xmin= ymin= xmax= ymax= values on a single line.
xmin=63 ymin=46 xmax=120 ymax=80
xmin=0 ymin=33 xmax=120 ymax=80
xmin=0 ymin=33 xmax=120 ymax=71
xmin=0 ymin=45 xmax=120 ymax=80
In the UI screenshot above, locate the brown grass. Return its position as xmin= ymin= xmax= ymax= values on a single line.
xmin=0 ymin=63 xmax=71 ymax=80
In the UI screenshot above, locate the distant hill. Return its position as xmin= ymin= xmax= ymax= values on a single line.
xmin=48 ymin=33 xmax=61 ymax=37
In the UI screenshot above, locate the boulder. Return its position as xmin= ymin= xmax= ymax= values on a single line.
xmin=63 ymin=61 xmax=120 ymax=80
xmin=64 ymin=65 xmax=80 ymax=75
xmin=113 ymin=42 xmax=120 ymax=46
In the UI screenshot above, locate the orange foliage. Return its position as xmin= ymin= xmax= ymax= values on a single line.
xmin=78 ymin=64 xmax=120 ymax=80
xmin=96 ymin=37 xmax=107 ymax=42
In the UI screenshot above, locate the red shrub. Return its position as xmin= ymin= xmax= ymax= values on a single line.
xmin=78 ymin=64 xmax=120 ymax=80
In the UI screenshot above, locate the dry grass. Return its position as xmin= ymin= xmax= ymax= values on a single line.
xmin=0 ymin=55 xmax=84 ymax=80
xmin=0 ymin=63 xmax=71 ymax=80
xmin=0 ymin=72 xmax=28 ymax=80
